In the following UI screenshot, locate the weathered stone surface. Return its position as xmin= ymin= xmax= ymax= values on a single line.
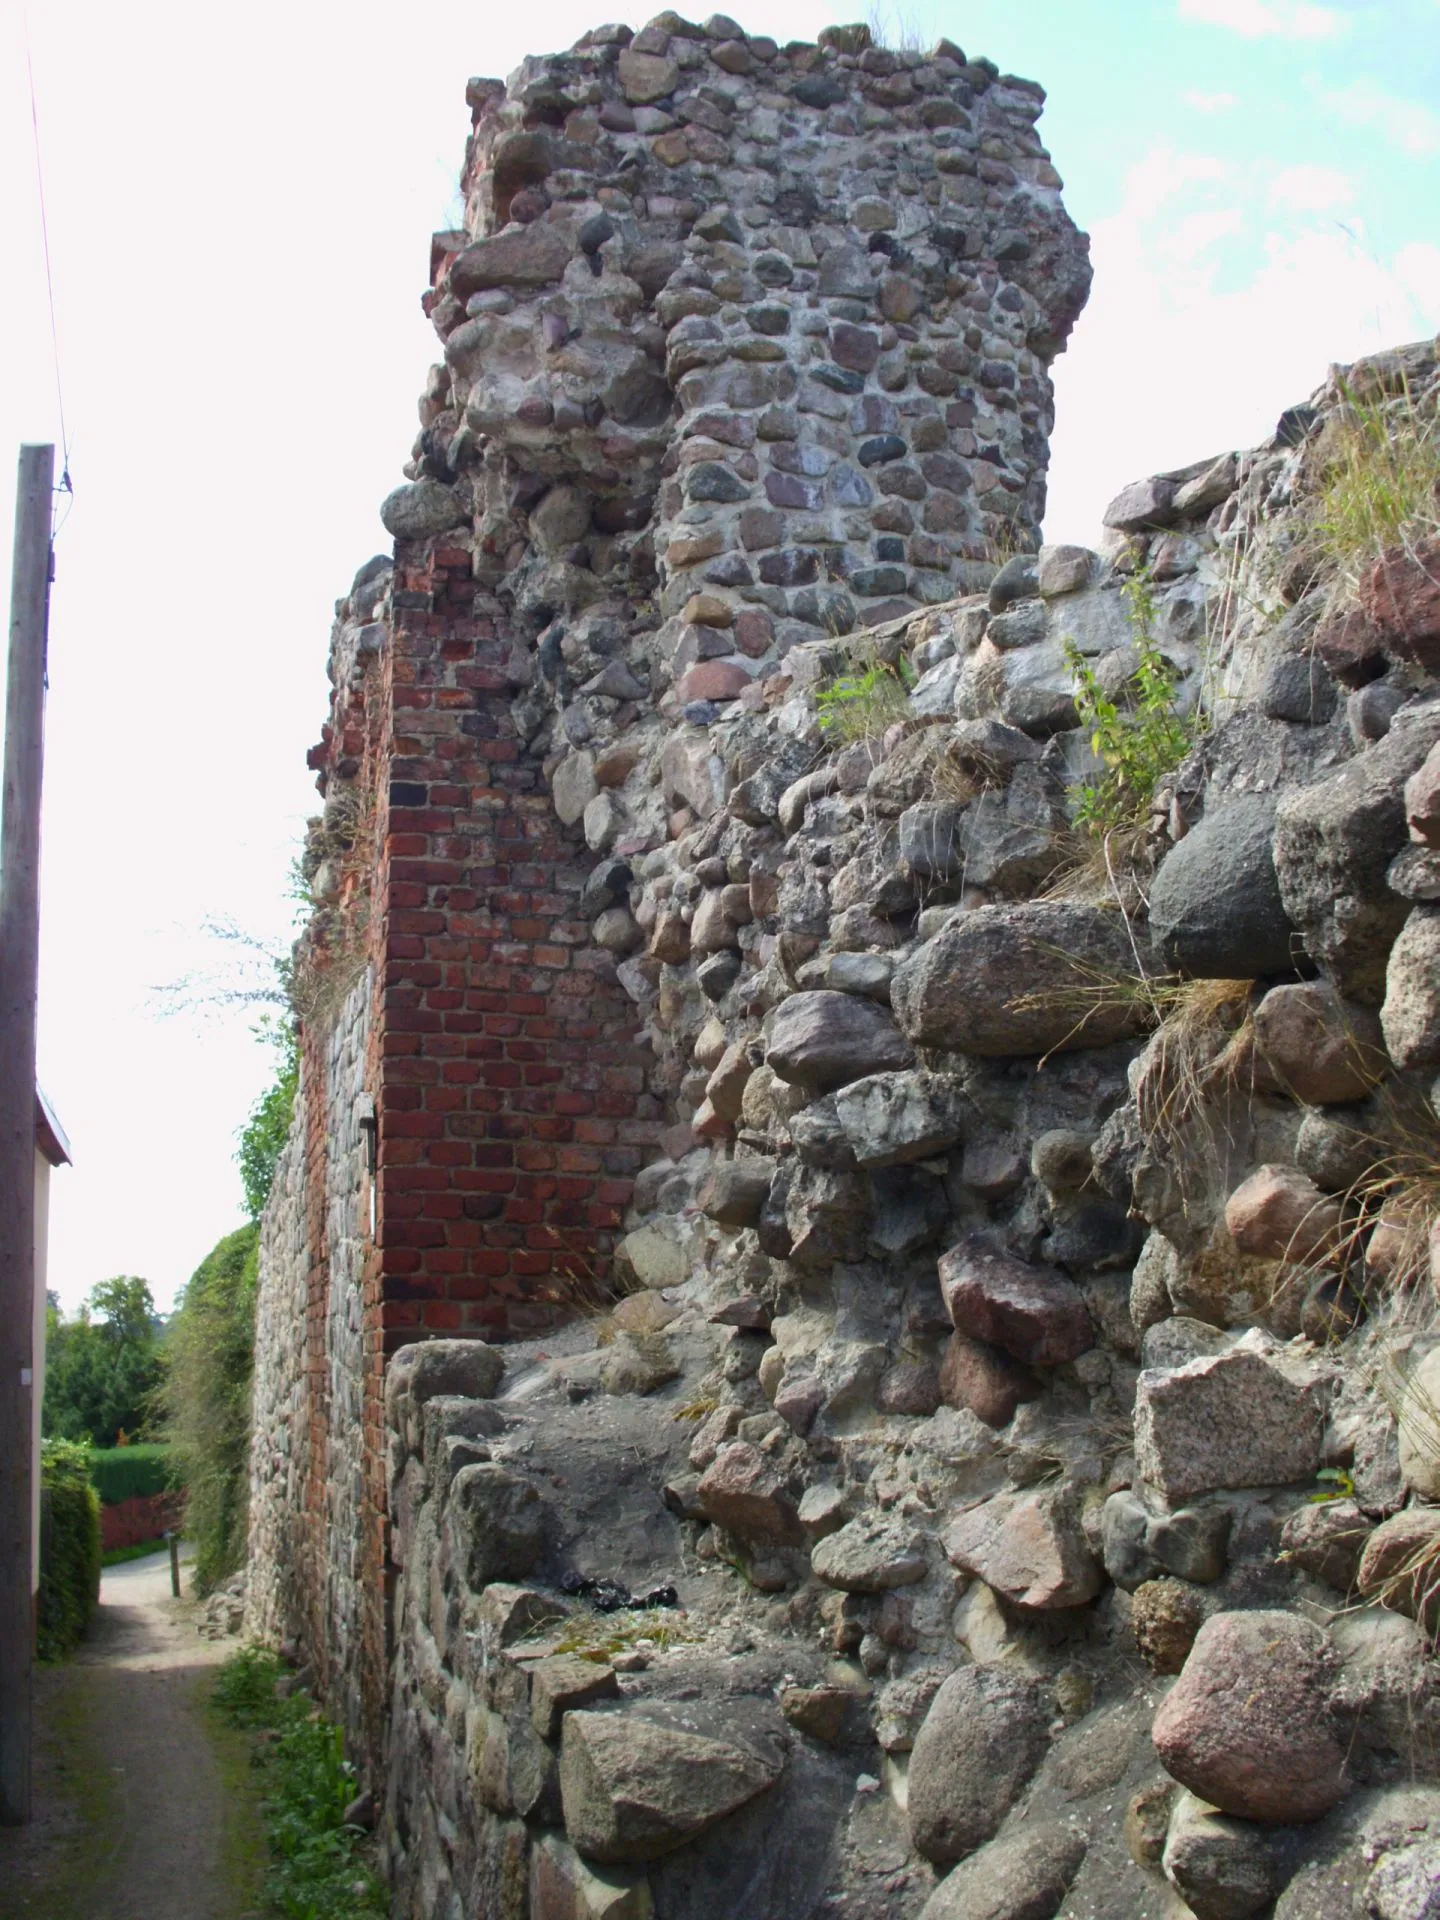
xmin=1132 ymin=1577 xmax=1205 ymax=1675
xmin=1224 ymin=1164 xmax=1343 ymax=1264
xmin=1102 ymin=1491 xmax=1232 ymax=1591
xmin=1397 ymin=1347 xmax=1440 ymax=1499
xmin=447 ymin=1464 xmax=547 ymax=1591
xmin=766 ymin=991 xmax=914 ymax=1093
xmin=1381 ymin=906 xmax=1440 ymax=1070
xmin=918 ymin=1819 xmax=1088 ymax=1920
xmin=390 ymin=1338 xmax=504 ymax=1414
xmin=531 ymin=1657 xmax=621 ymax=1739
xmin=380 ymin=479 xmax=468 ymax=539
xmin=938 ymin=1233 xmax=1094 ymax=1368
xmin=1125 ymin=1783 xmax=1176 ymax=1869
xmin=695 ymin=1442 xmax=801 ymax=1546
xmin=1274 ymin=708 xmax=1440 ymax=1002
xmin=1364 ymin=1837 xmax=1440 ymax=1920
xmin=1357 ymin=1509 xmax=1440 ymax=1635
xmin=1361 ymin=537 xmax=1440 ymax=670
xmin=1252 ymin=981 xmax=1388 ymax=1103
xmin=830 ymin=1069 xmax=967 ymax=1168
xmin=451 ymin=223 xmax=573 ymax=296
xmin=559 ymin=1711 xmax=782 ymax=1863
xmin=599 ymin=1333 xmax=680 ymax=1397
xmin=1279 ymin=1498 xmax=1371 ymax=1591
xmin=1103 ymin=474 xmax=1176 ymax=532
xmin=478 ymin=1583 xmax=569 ymax=1647
xmin=891 ymin=903 xmax=1150 ymax=1056
xmin=530 ymin=1835 xmax=650 ymax=1920
xmin=1134 ymin=1334 xmax=1325 ymax=1499
xmin=779 ymin=1684 xmax=855 ymax=1744
xmin=554 ymin=751 xmax=600 ymax=827
xmin=1162 ymin=1788 xmax=1276 ymax=1920
xmin=617 ymin=48 xmax=681 ymax=102
xmin=697 ymin=1156 xmax=776 ymax=1228
xmin=614 ymin=1225 xmax=688 ymax=1290
xmin=1037 ymin=544 xmax=1095 ymax=599
xmin=1149 ymin=796 xmax=1296 ymax=978
xmin=908 ymin=1666 xmax=1050 ymax=1864
xmin=1406 ymin=743 xmax=1440 ymax=846
xmin=942 ymin=1487 xmax=1101 ymax=1609
xmin=937 ymin=1332 xmax=1040 ymax=1428
xmin=1151 ymin=1610 xmax=1347 ymax=1823
xmin=810 ymin=1513 xmax=928 ymax=1592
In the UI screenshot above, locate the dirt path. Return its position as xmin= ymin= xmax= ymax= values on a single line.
xmin=0 ymin=1550 xmax=265 ymax=1920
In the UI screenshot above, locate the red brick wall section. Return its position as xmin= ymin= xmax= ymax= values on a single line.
xmin=376 ymin=536 xmax=661 ymax=1352
xmin=100 ymin=1491 xmax=183 ymax=1554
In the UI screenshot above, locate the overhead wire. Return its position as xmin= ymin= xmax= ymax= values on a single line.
xmin=21 ymin=9 xmax=74 ymax=537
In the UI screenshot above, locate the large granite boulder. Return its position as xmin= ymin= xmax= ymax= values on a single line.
xmin=938 ymin=1234 xmax=1094 ymax=1367
xmin=1151 ymin=1611 xmax=1347 ymax=1822
xmin=918 ymin=1819 xmax=1088 ymax=1920
xmin=766 ymin=991 xmax=914 ymax=1093
xmin=1274 ymin=705 xmax=1440 ymax=1003
xmin=1149 ymin=795 xmax=1297 ymax=978
xmin=908 ymin=1666 xmax=1051 ymax=1863
xmin=830 ymin=1069 xmax=968 ymax=1167
xmin=559 ymin=1710 xmax=784 ymax=1863
xmin=891 ymin=903 xmax=1151 ymax=1056
xmin=1134 ymin=1334 xmax=1326 ymax=1500
xmin=942 ymin=1487 xmax=1102 ymax=1609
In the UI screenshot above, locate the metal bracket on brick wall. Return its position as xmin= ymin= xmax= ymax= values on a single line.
xmin=357 ymin=1093 xmax=377 ymax=1239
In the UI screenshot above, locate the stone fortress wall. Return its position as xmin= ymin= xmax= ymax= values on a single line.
xmin=246 ymin=12 xmax=1440 ymax=1919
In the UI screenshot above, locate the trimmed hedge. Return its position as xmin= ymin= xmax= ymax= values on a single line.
xmin=38 ymin=1439 xmax=102 ymax=1660
xmin=89 ymin=1443 xmax=173 ymax=1507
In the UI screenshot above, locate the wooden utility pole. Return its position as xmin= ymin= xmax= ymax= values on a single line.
xmin=0 ymin=444 xmax=54 ymax=1827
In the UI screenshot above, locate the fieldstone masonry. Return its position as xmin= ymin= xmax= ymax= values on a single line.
xmin=246 ymin=14 xmax=1440 ymax=1920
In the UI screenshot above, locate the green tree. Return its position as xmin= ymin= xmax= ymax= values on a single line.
xmin=43 ymin=1277 xmax=164 ymax=1446
xmin=162 ymin=1225 xmax=260 ymax=1593
xmin=237 ymin=1021 xmax=299 ymax=1220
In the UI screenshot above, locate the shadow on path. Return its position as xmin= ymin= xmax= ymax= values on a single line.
xmin=0 ymin=1550 xmax=264 ymax=1920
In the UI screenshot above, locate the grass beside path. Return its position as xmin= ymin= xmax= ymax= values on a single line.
xmin=212 ymin=1648 xmax=387 ymax=1920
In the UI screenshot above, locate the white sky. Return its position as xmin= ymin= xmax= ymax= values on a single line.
xmin=1 ymin=0 xmax=1436 ymax=1312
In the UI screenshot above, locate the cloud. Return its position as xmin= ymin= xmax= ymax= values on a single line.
xmin=1185 ymin=89 xmax=1240 ymax=111
xmin=1323 ymin=79 xmax=1440 ymax=156
xmin=1268 ymin=163 xmax=1355 ymax=211
xmin=1045 ymin=144 xmax=1440 ymax=546
xmin=1163 ymin=208 xmax=1246 ymax=264
xmin=1178 ymin=0 xmax=1350 ymax=38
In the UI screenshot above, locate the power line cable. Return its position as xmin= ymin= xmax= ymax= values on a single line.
xmin=22 ymin=10 xmax=74 ymax=527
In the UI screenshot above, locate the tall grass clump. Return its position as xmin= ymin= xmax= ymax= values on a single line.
xmin=1303 ymin=374 xmax=1440 ymax=595
xmin=163 ymin=1224 xmax=260 ymax=1594
xmin=816 ymin=642 xmax=917 ymax=744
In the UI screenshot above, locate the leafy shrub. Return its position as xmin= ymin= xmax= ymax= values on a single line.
xmin=37 ymin=1439 xmax=101 ymax=1660
xmin=89 ymin=1443 xmax=173 ymax=1506
xmin=238 ymin=1022 xmax=299 ymax=1221
xmin=816 ymin=645 xmax=917 ymax=743
xmin=1064 ymin=571 xmax=1199 ymax=838
xmin=162 ymin=1225 xmax=259 ymax=1594
xmin=213 ymin=1648 xmax=387 ymax=1919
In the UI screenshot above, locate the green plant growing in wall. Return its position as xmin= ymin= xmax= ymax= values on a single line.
xmin=1064 ymin=569 xmax=1200 ymax=839
xmin=162 ymin=1225 xmax=259 ymax=1594
xmin=815 ymin=643 xmax=917 ymax=744
xmin=1302 ymin=373 xmax=1440 ymax=591
xmin=237 ymin=1017 xmax=300 ymax=1221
